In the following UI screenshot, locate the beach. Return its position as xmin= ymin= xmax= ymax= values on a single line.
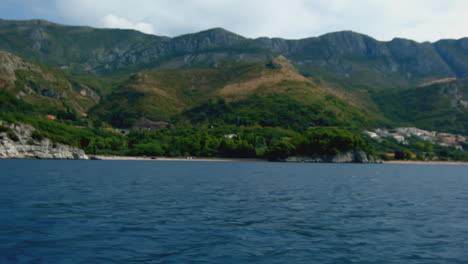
xmin=384 ymin=160 xmax=468 ymax=165
xmin=93 ymin=155 xmax=264 ymax=162
xmin=93 ymin=156 xmax=468 ymax=165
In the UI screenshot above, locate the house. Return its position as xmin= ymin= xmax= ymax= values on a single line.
xmin=224 ymin=134 xmax=237 ymax=139
xmin=363 ymin=131 xmax=379 ymax=139
xmin=440 ymin=137 xmax=457 ymax=144
xmin=392 ymin=134 xmax=407 ymax=144
xmin=456 ymin=135 xmax=466 ymax=143
xmin=132 ymin=119 xmax=169 ymax=131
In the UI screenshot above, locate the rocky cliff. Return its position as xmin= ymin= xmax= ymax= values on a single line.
xmin=0 ymin=50 xmax=43 ymax=89
xmin=0 ymin=121 xmax=88 ymax=159
xmin=0 ymin=50 xmax=100 ymax=114
xmin=285 ymin=150 xmax=380 ymax=163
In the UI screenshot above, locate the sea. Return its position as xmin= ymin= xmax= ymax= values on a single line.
xmin=0 ymin=160 xmax=467 ymax=264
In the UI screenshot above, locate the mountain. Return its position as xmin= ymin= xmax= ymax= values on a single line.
xmin=374 ymin=79 xmax=468 ymax=134
xmin=0 ymin=50 xmax=99 ymax=115
xmin=1 ymin=18 xmax=468 ymax=134
xmin=2 ymin=18 xmax=468 ymax=161
xmin=1 ymin=19 xmax=467 ymax=89
xmin=91 ymin=56 xmax=384 ymax=128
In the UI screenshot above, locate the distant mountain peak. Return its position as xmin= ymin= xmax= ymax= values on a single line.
xmin=0 ymin=18 xmax=60 ymax=27
xmin=204 ymin=27 xmax=234 ymax=34
xmin=180 ymin=27 xmax=245 ymax=40
xmin=1 ymin=18 xmax=467 ymax=83
xmin=319 ymin=30 xmax=376 ymax=42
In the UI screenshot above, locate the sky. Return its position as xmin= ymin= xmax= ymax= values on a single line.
xmin=1 ymin=0 xmax=467 ymax=42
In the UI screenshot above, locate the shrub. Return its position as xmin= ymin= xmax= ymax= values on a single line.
xmin=395 ymin=149 xmax=414 ymax=160
xmin=7 ymin=131 xmax=19 ymax=142
xmin=264 ymin=140 xmax=296 ymax=161
xmin=128 ymin=143 xmax=165 ymax=156
xmin=31 ymin=130 xmax=44 ymax=141
xmin=378 ymin=153 xmax=390 ymax=161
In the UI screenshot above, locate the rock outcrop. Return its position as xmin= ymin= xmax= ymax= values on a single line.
xmin=0 ymin=50 xmax=42 ymax=88
xmin=0 ymin=50 xmax=100 ymax=115
xmin=285 ymin=150 xmax=380 ymax=163
xmin=0 ymin=121 xmax=88 ymax=159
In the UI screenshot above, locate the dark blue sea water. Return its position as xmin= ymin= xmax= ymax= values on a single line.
xmin=1 ymin=160 xmax=468 ymax=264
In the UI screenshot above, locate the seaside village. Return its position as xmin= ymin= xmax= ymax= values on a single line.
xmin=363 ymin=127 xmax=466 ymax=151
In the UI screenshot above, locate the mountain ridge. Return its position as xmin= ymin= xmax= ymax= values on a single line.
xmin=1 ymin=19 xmax=468 ymax=132
xmin=4 ymin=18 xmax=466 ymax=43
xmin=0 ymin=18 xmax=467 ymax=90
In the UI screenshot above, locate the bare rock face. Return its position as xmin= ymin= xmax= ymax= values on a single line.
xmin=0 ymin=121 xmax=88 ymax=160
xmin=0 ymin=51 xmax=41 ymax=88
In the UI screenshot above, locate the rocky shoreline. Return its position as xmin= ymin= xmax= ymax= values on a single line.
xmin=0 ymin=121 xmax=88 ymax=160
xmin=285 ymin=150 xmax=381 ymax=163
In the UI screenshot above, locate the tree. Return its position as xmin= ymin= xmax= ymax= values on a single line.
xmin=395 ymin=149 xmax=414 ymax=160
xmin=264 ymin=140 xmax=296 ymax=161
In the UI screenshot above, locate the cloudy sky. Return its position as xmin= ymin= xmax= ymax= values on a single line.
xmin=1 ymin=0 xmax=467 ymax=42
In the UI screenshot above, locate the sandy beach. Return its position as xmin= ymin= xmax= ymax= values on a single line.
xmin=93 ymin=156 xmax=468 ymax=165
xmin=384 ymin=160 xmax=468 ymax=165
xmin=93 ymin=155 xmax=264 ymax=162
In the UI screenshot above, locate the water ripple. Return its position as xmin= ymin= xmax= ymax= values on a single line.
xmin=1 ymin=160 xmax=468 ymax=263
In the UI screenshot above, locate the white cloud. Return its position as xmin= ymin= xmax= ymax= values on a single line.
xmin=101 ymin=14 xmax=154 ymax=34
xmin=45 ymin=0 xmax=468 ymax=41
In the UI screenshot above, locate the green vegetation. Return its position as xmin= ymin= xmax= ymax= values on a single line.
xmin=0 ymin=113 xmax=126 ymax=155
xmin=180 ymin=94 xmax=375 ymax=131
xmin=0 ymin=123 xmax=19 ymax=141
xmin=294 ymin=128 xmax=372 ymax=155
xmin=0 ymin=21 xmax=167 ymax=74
xmin=1 ymin=108 xmax=374 ymax=160
xmin=264 ymin=128 xmax=372 ymax=161
xmin=13 ymin=66 xmax=100 ymax=114
xmin=91 ymin=58 xmax=383 ymax=129
xmin=31 ymin=130 xmax=44 ymax=141
xmin=0 ymin=89 xmax=35 ymax=113
xmin=2 ymin=55 xmax=466 ymax=161
xmin=3 ymin=54 xmax=380 ymax=161
xmin=123 ymin=126 xmax=369 ymax=160
xmin=66 ymin=71 xmax=129 ymax=97
xmin=1 ymin=24 xmax=468 ymax=162
xmin=373 ymin=80 xmax=468 ymax=134
xmin=394 ymin=150 xmax=414 ymax=160
xmin=90 ymin=61 xmax=270 ymax=127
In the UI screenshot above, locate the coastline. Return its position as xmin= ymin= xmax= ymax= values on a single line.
xmin=93 ymin=155 xmax=468 ymax=165
xmin=92 ymin=155 xmax=265 ymax=162
xmin=384 ymin=160 xmax=468 ymax=165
